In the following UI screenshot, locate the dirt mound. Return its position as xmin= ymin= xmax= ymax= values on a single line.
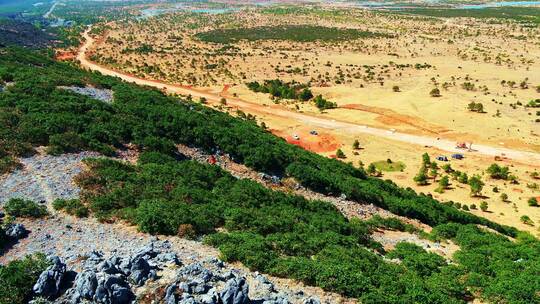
xmin=341 ymin=103 xmax=450 ymax=135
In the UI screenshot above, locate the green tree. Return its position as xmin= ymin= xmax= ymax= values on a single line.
xmin=367 ymin=163 xmax=377 ymax=176
xmin=528 ymin=197 xmax=539 ymax=207
xmin=414 ymin=168 xmax=429 ymax=185
xmin=422 ymin=153 xmax=431 ymax=168
xmin=486 ymin=163 xmax=510 ymax=180
xmin=480 ymin=201 xmax=488 ymax=212
xmin=439 ymin=175 xmax=450 ymax=189
xmin=336 ymin=149 xmax=346 ymax=159
xmin=520 ymin=215 xmax=533 ymax=225
xmin=430 ymin=88 xmax=441 ymax=97
xmin=468 ymin=175 xmax=484 ymax=197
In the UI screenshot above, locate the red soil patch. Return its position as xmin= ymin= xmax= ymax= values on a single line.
xmin=55 ymin=51 xmax=76 ymax=61
xmin=272 ymin=129 xmax=340 ymax=153
xmin=342 ymin=103 xmax=449 ymax=135
xmin=221 ymin=84 xmax=231 ymax=95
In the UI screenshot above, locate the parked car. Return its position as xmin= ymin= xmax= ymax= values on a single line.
xmin=452 ymin=153 xmax=464 ymax=160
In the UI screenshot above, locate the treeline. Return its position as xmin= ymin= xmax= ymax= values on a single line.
xmin=247 ymin=79 xmax=313 ymax=101
xmin=195 ymin=25 xmax=393 ymax=44
xmin=247 ymin=79 xmax=336 ymax=110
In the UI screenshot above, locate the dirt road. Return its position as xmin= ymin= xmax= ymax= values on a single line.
xmin=77 ymin=29 xmax=540 ymax=165
xmin=44 ymin=1 xmax=58 ymax=19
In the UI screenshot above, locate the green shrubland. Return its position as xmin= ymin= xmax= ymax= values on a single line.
xmin=1 ymin=47 xmax=538 ymax=303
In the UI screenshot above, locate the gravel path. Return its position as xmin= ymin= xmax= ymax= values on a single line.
xmin=58 ymin=86 xmax=114 ymax=103
xmin=0 ymin=151 xmax=100 ymax=204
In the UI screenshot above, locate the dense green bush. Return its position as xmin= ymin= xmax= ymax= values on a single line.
xmin=195 ymin=25 xmax=392 ymax=44
xmin=247 ymin=79 xmax=309 ymax=100
xmin=3 ymin=198 xmax=48 ymax=218
xmin=52 ymin=198 xmax=89 ymax=217
xmin=0 ymin=155 xmax=21 ymax=175
xmin=0 ymin=253 xmax=50 ymax=304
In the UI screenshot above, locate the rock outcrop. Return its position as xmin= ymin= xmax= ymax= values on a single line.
xmin=33 ymin=256 xmax=67 ymax=298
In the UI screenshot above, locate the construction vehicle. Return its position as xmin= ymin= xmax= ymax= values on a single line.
xmin=456 ymin=142 xmax=467 ymax=149
xmin=456 ymin=142 xmax=473 ymax=151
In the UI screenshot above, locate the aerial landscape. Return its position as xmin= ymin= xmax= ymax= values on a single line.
xmin=0 ymin=0 xmax=539 ymax=303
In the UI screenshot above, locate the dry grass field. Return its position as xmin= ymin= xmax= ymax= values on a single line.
xmin=84 ymin=3 xmax=540 ymax=234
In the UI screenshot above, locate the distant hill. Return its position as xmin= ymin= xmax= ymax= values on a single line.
xmin=0 ymin=18 xmax=54 ymax=47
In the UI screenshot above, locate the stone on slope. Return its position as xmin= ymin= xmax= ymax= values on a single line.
xmin=33 ymin=256 xmax=67 ymax=298
xmin=5 ymin=223 xmax=27 ymax=239
xmin=220 ymin=277 xmax=249 ymax=304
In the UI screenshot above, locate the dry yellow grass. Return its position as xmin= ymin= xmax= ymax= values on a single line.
xmin=85 ymin=5 xmax=540 ymax=234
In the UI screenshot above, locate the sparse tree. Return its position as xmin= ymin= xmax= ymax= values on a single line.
xmin=414 ymin=168 xmax=429 ymax=185
xmin=520 ymin=215 xmax=534 ymax=225
xmin=480 ymin=201 xmax=488 ymax=212
xmin=429 ymin=88 xmax=441 ymax=97
xmin=468 ymin=175 xmax=484 ymax=197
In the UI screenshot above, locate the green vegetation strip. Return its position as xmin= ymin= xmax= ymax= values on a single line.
xmin=1 ymin=47 xmax=539 ymax=303
xmin=372 ymin=160 xmax=406 ymax=172
xmin=195 ymin=25 xmax=392 ymax=43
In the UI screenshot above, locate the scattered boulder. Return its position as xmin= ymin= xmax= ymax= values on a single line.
xmin=129 ymin=257 xmax=152 ymax=286
xmin=70 ymin=270 xmax=98 ymax=302
xmin=256 ymin=273 xmax=275 ymax=293
xmin=220 ymin=277 xmax=249 ymax=304
xmin=164 ymin=283 xmax=180 ymax=304
xmin=94 ymin=274 xmax=134 ymax=304
xmin=156 ymin=252 xmax=182 ymax=266
xmin=303 ymin=298 xmax=321 ymax=304
xmin=33 ymin=256 xmax=67 ymax=299
xmin=98 ymin=260 xmax=121 ymax=275
xmin=200 ymin=287 xmax=220 ymax=304
xmin=5 ymin=223 xmax=27 ymax=239
xmin=179 ymin=262 xmax=213 ymax=283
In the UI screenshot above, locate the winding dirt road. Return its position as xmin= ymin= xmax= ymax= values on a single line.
xmin=76 ymin=29 xmax=540 ymax=165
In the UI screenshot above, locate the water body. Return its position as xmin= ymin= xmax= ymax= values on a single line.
xmin=461 ymin=1 xmax=540 ymax=9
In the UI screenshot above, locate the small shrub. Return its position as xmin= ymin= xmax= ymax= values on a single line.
xmin=52 ymin=199 xmax=89 ymax=217
xmin=528 ymin=197 xmax=539 ymax=207
xmin=480 ymin=201 xmax=489 ymax=212
xmin=3 ymin=198 xmax=48 ymax=218
xmin=520 ymin=215 xmax=534 ymax=225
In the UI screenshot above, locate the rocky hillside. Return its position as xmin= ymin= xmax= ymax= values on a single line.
xmin=1 ymin=47 xmax=539 ymax=304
